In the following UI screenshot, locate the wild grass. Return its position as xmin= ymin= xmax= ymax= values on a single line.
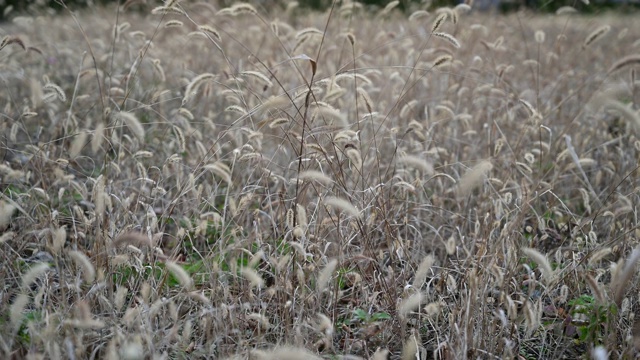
xmin=1 ymin=1 xmax=640 ymax=358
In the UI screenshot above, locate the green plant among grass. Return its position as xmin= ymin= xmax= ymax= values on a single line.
xmin=351 ymin=308 xmax=392 ymax=323
xmin=566 ymin=294 xmax=618 ymax=346
xmin=336 ymin=308 xmax=391 ymax=335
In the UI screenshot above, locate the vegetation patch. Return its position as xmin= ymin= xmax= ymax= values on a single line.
xmin=1 ymin=0 xmax=640 ymax=358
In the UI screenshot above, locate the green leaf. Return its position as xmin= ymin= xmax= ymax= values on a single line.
xmin=371 ymin=312 xmax=391 ymax=321
xmin=352 ymin=309 xmax=368 ymax=321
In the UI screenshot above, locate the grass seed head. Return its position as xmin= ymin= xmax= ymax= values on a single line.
xmin=166 ymin=261 xmax=194 ymax=290
xmin=21 ymin=263 xmax=50 ymax=290
xmin=398 ymin=292 xmax=424 ymax=320
xmin=456 ymin=160 xmax=493 ymax=197
xmin=583 ymin=25 xmax=610 ymax=49
xmin=612 ymin=247 xmax=640 ymax=306
xmin=413 ymin=255 xmax=434 ymax=289
xmin=608 ymin=54 xmax=640 ymax=74
xmin=68 ymin=250 xmax=96 ymax=284
xmin=431 ymin=13 xmax=447 ymax=33
xmin=432 ymin=32 xmax=461 ymax=48
xmin=10 ymin=293 xmax=29 ymax=331
xmin=241 ymin=267 xmax=264 ymax=289
xmin=317 ymin=259 xmax=338 ymax=293
xmin=324 ymin=196 xmax=361 ymax=218
xmin=521 ymin=247 xmax=555 ymax=284
xmin=0 ymin=201 xmax=17 ymax=229
xmin=116 ymin=111 xmax=145 ymax=142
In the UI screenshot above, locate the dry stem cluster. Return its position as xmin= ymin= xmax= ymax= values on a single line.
xmin=1 ymin=1 xmax=640 ymax=359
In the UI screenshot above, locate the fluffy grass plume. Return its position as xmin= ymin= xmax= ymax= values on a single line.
xmin=52 ymin=226 xmax=66 ymax=255
xmin=203 ymin=163 xmax=232 ymax=184
xmin=0 ymin=201 xmax=16 ymax=229
xmin=608 ymin=54 xmax=640 ymax=74
xmin=258 ymin=347 xmax=322 ymax=360
xmin=433 ymin=54 xmax=453 ymax=68
xmin=296 ymin=170 xmax=333 ymax=185
xmin=413 ymin=255 xmax=434 ymax=289
xmin=116 ymin=111 xmax=145 ymax=142
xmin=372 ymin=348 xmax=391 ymax=360
xmin=603 ymin=99 xmax=640 ymax=133
xmin=398 ymin=155 xmax=435 ymax=175
xmin=317 ymin=259 xmax=338 ymax=292
xmin=433 ymin=32 xmax=461 ymax=48
xmin=93 ymin=175 xmax=106 ymax=218
xmin=398 ymin=292 xmax=424 ymax=319
xmin=521 ymin=247 xmax=555 ymax=284
xmin=183 ymin=73 xmax=216 ymax=104
xmin=91 ymin=122 xmax=105 ymax=153
xmin=0 ymin=231 xmax=15 ymax=244
xmin=323 ymin=196 xmax=361 ymax=218
xmin=400 ymin=335 xmax=419 ymax=360
xmin=111 ymin=232 xmax=153 ymax=249
xmin=588 ymin=248 xmax=612 ymax=265
xmin=612 ymin=246 xmax=640 ymax=306
xmin=583 ymin=25 xmax=610 ymax=48
xmin=165 ymin=261 xmax=194 ymax=290
xmin=456 ymin=160 xmax=493 ymax=197
xmin=21 ymin=263 xmax=50 ymax=290
xmin=68 ymin=250 xmax=96 ymax=284
xmin=10 ymin=293 xmax=29 ymax=332
xmin=409 ymin=10 xmax=430 ymax=21
xmin=431 ymin=13 xmax=447 ymax=32
xmin=296 ymin=204 xmax=308 ymax=230
xmin=241 ymin=267 xmax=264 ymax=289
xmin=43 ymin=83 xmax=66 ymax=102
xmin=69 ymin=131 xmax=88 ymax=158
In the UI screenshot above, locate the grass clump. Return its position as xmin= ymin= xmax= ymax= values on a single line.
xmin=1 ymin=1 xmax=640 ymax=359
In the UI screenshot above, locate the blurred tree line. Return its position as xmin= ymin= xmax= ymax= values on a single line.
xmin=0 ymin=0 xmax=637 ymax=20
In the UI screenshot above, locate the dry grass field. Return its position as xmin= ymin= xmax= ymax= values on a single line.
xmin=1 ymin=1 xmax=640 ymax=358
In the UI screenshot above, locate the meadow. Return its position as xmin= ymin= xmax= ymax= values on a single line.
xmin=1 ymin=0 xmax=640 ymax=358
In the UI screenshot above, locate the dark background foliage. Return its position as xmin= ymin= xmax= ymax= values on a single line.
xmin=0 ymin=0 xmax=638 ymax=21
